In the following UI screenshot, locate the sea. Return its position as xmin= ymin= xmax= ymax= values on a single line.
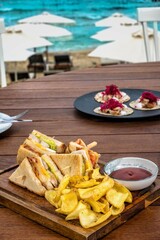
xmin=1 ymin=0 xmax=160 ymax=52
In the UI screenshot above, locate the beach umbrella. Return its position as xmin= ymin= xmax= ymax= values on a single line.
xmin=88 ymin=30 xmax=159 ymax=63
xmin=91 ymin=24 xmax=142 ymax=42
xmin=6 ymin=23 xmax=72 ymax=38
xmin=2 ymin=30 xmax=50 ymax=81
xmin=3 ymin=29 xmax=52 ymax=64
xmin=4 ymin=47 xmax=34 ymax=62
xmin=4 ymin=47 xmax=34 ymax=81
xmin=2 ymin=30 xmax=52 ymax=50
xmin=18 ymin=11 xmax=75 ymax=25
xmin=95 ymin=12 xmax=138 ymax=27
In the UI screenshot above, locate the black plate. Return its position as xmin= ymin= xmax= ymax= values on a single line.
xmin=74 ymin=89 xmax=160 ymax=120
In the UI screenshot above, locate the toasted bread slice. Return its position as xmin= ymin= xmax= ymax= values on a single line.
xmin=16 ymin=143 xmax=41 ymax=164
xmin=50 ymin=154 xmax=84 ymax=176
xmin=9 ymin=158 xmax=46 ymax=196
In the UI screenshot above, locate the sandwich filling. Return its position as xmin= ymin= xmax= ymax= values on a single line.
xmin=28 ymin=156 xmax=58 ymax=189
xmin=29 ymin=130 xmax=66 ymax=153
xmin=66 ymin=138 xmax=100 ymax=169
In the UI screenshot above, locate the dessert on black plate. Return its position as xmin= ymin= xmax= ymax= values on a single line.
xmin=94 ymin=84 xmax=130 ymax=103
xmin=94 ymin=98 xmax=133 ymax=116
xmin=130 ymin=91 xmax=160 ymax=110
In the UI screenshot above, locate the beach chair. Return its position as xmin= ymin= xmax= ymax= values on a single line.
xmin=27 ymin=53 xmax=46 ymax=77
xmin=137 ymin=7 xmax=160 ymax=61
xmin=53 ymin=54 xmax=73 ymax=71
xmin=9 ymin=72 xmax=30 ymax=81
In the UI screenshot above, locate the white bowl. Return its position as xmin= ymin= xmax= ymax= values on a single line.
xmin=104 ymin=157 xmax=159 ymax=191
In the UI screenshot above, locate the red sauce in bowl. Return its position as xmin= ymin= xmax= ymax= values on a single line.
xmin=110 ymin=167 xmax=152 ymax=181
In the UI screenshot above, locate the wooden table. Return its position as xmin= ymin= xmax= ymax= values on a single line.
xmin=0 ymin=62 xmax=160 ymax=240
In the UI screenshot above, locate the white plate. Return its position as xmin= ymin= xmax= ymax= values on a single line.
xmin=0 ymin=113 xmax=12 ymax=134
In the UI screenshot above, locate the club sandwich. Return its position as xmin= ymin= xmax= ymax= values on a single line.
xmin=9 ymin=157 xmax=48 ymax=196
xmin=10 ymin=152 xmax=88 ymax=196
xmin=17 ymin=129 xmax=66 ymax=164
xmin=66 ymin=138 xmax=100 ymax=170
xmin=10 ymin=132 xmax=101 ymax=196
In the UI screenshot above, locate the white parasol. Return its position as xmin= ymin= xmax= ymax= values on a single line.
xmin=18 ymin=11 xmax=75 ymax=25
xmin=4 ymin=47 xmax=34 ymax=81
xmin=95 ymin=12 xmax=138 ymax=27
xmin=6 ymin=23 xmax=72 ymax=38
xmin=88 ymin=29 xmax=159 ymax=63
xmin=2 ymin=30 xmax=49 ymax=81
xmin=3 ymin=47 xmax=34 ymax=62
xmin=2 ymin=30 xmax=52 ymax=50
xmin=91 ymin=24 xmax=142 ymax=42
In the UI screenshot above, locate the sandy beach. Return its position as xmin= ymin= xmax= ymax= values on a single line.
xmin=5 ymin=48 xmax=121 ymax=85
xmin=4 ymin=48 xmax=100 ymax=83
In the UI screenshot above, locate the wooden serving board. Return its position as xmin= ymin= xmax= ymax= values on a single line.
xmin=0 ymin=166 xmax=160 ymax=240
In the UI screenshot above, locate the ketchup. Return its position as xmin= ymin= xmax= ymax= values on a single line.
xmin=110 ymin=167 xmax=152 ymax=181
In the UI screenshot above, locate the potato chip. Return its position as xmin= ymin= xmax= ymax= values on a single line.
xmin=54 ymin=175 xmax=70 ymax=202
xmin=106 ymin=188 xmax=128 ymax=208
xmin=79 ymin=208 xmax=98 ymax=228
xmin=44 ymin=164 xmax=133 ymax=228
xmin=113 ymin=180 xmax=132 ymax=203
xmin=79 ymin=208 xmax=111 ymax=228
xmin=110 ymin=203 xmax=125 ymax=216
xmin=85 ymin=198 xmax=107 ymax=213
xmin=89 ymin=167 xmax=105 ymax=180
xmin=75 ymin=179 xmax=99 ymax=188
xmin=78 ymin=177 xmax=114 ymax=201
xmin=99 ymin=197 xmax=110 ymax=213
xmin=56 ymin=190 xmax=78 ymax=215
xmin=69 ymin=175 xmax=88 ymax=187
xmin=45 ymin=190 xmax=57 ymax=208
xmin=61 ymin=188 xmax=71 ymax=195
xmin=65 ymin=200 xmax=89 ymax=220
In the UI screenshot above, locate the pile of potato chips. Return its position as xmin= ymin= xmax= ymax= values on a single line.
xmin=45 ymin=168 xmax=132 ymax=228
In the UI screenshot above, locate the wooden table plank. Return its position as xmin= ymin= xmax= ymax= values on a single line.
xmin=1 ymin=118 xmax=160 ymax=135
xmin=4 ymin=79 xmax=160 ymax=90
xmin=0 ymin=62 xmax=160 ymax=240
xmin=0 ymin=205 xmax=159 ymax=240
xmin=0 ymin=85 xmax=160 ymax=99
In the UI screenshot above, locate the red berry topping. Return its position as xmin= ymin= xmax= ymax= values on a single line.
xmin=100 ymin=98 xmax=123 ymax=111
xmin=104 ymin=84 xmax=122 ymax=96
xmin=140 ymin=91 xmax=158 ymax=103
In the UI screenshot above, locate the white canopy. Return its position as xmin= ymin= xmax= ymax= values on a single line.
xmin=2 ymin=31 xmax=52 ymax=50
xmin=88 ymin=32 xmax=159 ymax=63
xmin=4 ymin=47 xmax=34 ymax=62
xmin=4 ymin=47 xmax=34 ymax=81
xmin=6 ymin=23 xmax=72 ymax=38
xmin=18 ymin=11 xmax=75 ymax=25
xmin=91 ymin=25 xmax=142 ymax=42
xmin=2 ymin=30 xmax=50 ymax=82
xmin=95 ymin=12 xmax=138 ymax=27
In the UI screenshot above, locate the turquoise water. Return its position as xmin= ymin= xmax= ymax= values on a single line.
xmin=1 ymin=0 xmax=160 ymax=52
